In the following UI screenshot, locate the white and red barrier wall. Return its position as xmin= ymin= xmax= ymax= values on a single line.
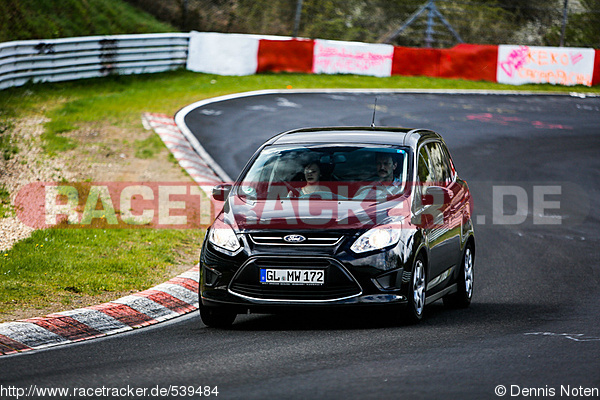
xmin=186 ymin=31 xmax=600 ymax=87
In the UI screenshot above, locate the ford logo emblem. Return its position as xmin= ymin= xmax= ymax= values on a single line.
xmin=284 ymin=234 xmax=306 ymax=243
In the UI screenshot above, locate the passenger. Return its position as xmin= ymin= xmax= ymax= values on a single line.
xmin=299 ymin=162 xmax=326 ymax=195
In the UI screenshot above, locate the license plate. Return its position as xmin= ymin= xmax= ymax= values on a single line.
xmin=260 ymin=269 xmax=325 ymax=285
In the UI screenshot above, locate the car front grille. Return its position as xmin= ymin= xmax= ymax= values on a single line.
xmin=249 ymin=233 xmax=343 ymax=246
xmin=229 ymin=257 xmax=361 ymax=301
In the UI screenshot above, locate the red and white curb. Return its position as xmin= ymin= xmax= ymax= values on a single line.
xmin=0 ymin=266 xmax=200 ymax=355
xmin=141 ymin=112 xmax=223 ymax=184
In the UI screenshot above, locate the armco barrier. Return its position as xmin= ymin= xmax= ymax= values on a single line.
xmin=0 ymin=33 xmax=189 ymax=90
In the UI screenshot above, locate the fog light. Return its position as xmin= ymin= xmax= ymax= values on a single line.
xmin=203 ymin=266 xmax=221 ymax=287
xmin=375 ymin=271 xmax=399 ymax=290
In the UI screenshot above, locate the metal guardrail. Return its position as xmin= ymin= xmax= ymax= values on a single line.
xmin=0 ymin=33 xmax=190 ymax=90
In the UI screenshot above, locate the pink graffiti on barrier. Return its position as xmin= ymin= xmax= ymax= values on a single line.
xmin=499 ymin=45 xmax=530 ymax=78
xmin=570 ymin=52 xmax=584 ymax=65
xmin=499 ymin=46 xmax=593 ymax=86
xmin=314 ymin=45 xmax=392 ymax=72
xmin=517 ymin=68 xmax=592 ymax=86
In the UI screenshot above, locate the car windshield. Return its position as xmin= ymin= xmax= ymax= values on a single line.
xmin=237 ymin=144 xmax=409 ymax=202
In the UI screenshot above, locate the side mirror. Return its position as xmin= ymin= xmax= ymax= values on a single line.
xmin=413 ymin=186 xmax=448 ymax=227
xmin=212 ymin=184 xmax=232 ymax=202
xmin=421 ymin=186 xmax=448 ymax=208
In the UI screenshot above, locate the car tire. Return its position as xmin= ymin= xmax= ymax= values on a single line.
xmin=403 ymin=254 xmax=427 ymax=323
xmin=199 ymin=306 xmax=237 ymax=328
xmin=443 ymin=243 xmax=474 ymax=309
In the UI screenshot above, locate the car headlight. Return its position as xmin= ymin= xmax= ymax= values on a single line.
xmin=350 ymin=226 xmax=401 ymax=254
xmin=208 ymin=219 xmax=241 ymax=254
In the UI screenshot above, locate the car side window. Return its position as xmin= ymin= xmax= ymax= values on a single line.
xmin=440 ymin=143 xmax=457 ymax=181
xmin=418 ymin=146 xmax=435 ymax=185
xmin=415 ymin=146 xmax=435 ymax=209
xmin=426 ymin=142 xmax=452 ymax=186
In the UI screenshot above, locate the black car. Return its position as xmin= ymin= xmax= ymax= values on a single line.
xmin=199 ymin=127 xmax=475 ymax=327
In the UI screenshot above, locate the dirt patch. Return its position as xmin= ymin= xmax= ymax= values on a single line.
xmin=56 ymin=122 xmax=192 ymax=182
xmin=0 ymin=116 xmax=64 ymax=252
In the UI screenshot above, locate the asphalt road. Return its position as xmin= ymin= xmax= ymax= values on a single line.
xmin=2 ymin=91 xmax=599 ymax=399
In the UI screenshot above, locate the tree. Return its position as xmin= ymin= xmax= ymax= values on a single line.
xmin=544 ymin=0 xmax=600 ymax=47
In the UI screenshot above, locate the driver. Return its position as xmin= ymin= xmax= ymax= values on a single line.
xmin=376 ymin=153 xmax=399 ymax=184
xmin=355 ymin=153 xmax=402 ymax=200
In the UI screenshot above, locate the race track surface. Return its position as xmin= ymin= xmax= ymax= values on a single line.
xmin=3 ymin=91 xmax=599 ymax=399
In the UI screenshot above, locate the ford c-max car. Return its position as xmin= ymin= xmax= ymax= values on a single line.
xmin=199 ymin=127 xmax=475 ymax=327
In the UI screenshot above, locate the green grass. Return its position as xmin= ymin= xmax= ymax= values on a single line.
xmin=0 ymin=229 xmax=203 ymax=316
xmin=0 ymin=186 xmax=12 ymax=218
xmin=41 ymin=120 xmax=78 ymax=155
xmin=0 ymin=0 xmax=176 ymax=42
xmin=0 ymin=70 xmax=598 ymax=320
xmin=135 ymin=132 xmax=166 ymax=159
xmin=0 ymin=119 xmax=18 ymax=161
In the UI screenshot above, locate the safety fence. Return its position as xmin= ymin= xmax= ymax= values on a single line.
xmin=1 ymin=32 xmax=599 ymax=90
xmin=0 ymin=33 xmax=189 ymax=90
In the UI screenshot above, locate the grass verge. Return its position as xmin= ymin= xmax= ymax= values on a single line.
xmin=0 ymin=228 xmax=203 ymax=318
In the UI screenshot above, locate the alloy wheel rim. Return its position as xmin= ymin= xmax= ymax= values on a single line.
xmin=464 ymin=248 xmax=474 ymax=299
xmin=413 ymin=260 xmax=425 ymax=315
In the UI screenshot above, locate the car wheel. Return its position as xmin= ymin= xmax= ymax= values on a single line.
xmin=404 ymin=254 xmax=427 ymax=323
xmin=199 ymin=306 xmax=237 ymax=328
xmin=444 ymin=243 xmax=474 ymax=308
